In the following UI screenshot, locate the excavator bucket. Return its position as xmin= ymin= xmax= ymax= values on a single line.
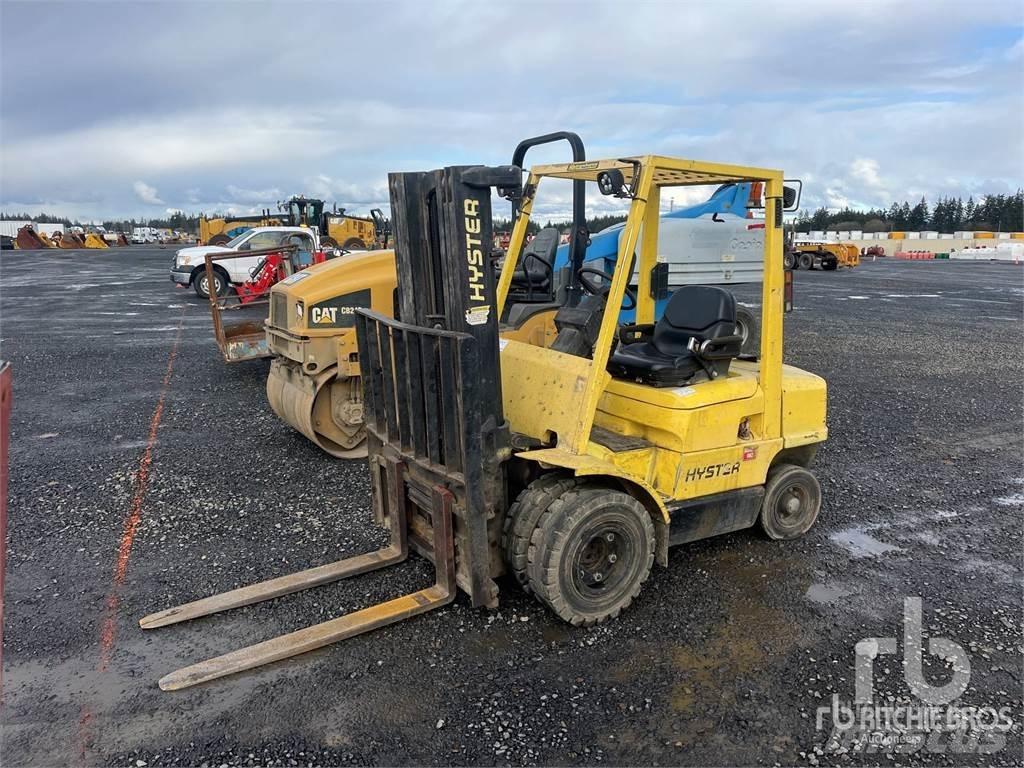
xmin=83 ymin=233 xmax=109 ymax=249
xmin=38 ymin=232 xmax=55 ymax=248
xmin=55 ymin=232 xmax=85 ymax=249
xmin=116 ymin=233 xmax=130 ymax=247
xmin=14 ymin=227 xmax=48 ymax=250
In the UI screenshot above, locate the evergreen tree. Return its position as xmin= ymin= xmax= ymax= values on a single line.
xmin=908 ymin=197 xmax=929 ymax=230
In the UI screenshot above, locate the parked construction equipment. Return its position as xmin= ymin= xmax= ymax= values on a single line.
xmin=142 ymin=152 xmax=827 ymax=690
xmin=199 ymin=196 xmax=390 ymax=249
xmin=785 ymin=241 xmax=859 ymax=270
xmin=53 ymin=231 xmax=85 ymax=248
xmin=13 ymin=226 xmax=49 ymax=250
xmin=83 ymin=232 xmax=109 ymax=249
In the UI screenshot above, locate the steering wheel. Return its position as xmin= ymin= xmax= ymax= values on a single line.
xmin=578 ymin=266 xmax=637 ymax=310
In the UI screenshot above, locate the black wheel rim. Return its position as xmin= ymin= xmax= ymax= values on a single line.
xmin=775 ymin=481 xmax=808 ymax=529
xmin=570 ymin=522 xmax=635 ymax=598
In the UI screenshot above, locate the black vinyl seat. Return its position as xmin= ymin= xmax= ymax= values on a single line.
xmin=509 ymin=228 xmax=560 ymax=300
xmin=608 ymin=286 xmax=743 ymax=387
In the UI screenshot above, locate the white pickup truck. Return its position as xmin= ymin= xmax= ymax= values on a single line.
xmin=170 ymin=226 xmax=324 ymax=298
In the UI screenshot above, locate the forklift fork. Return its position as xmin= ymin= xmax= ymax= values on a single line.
xmin=140 ymin=464 xmax=457 ymax=691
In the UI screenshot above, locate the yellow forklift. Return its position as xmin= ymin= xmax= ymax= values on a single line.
xmin=141 ymin=154 xmax=827 ymax=690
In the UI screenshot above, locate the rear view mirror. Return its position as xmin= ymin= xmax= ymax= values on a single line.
xmin=783 ymin=180 xmax=802 ymax=211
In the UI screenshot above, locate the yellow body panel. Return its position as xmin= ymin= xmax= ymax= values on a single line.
xmin=200 ymin=216 xmax=281 ymax=243
xmin=266 ymin=249 xmax=397 ymax=374
xmin=324 ymin=215 xmax=378 ymax=248
xmin=500 ymin=339 xmax=607 ymax=448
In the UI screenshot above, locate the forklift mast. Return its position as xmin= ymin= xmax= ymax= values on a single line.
xmin=387 ymin=165 xmax=521 ymax=430
xmin=355 ymin=164 xmax=521 ymax=607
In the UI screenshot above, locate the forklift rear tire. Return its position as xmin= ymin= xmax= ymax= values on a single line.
xmin=527 ymin=487 xmax=654 ymax=626
xmin=321 ymin=236 xmax=339 ymax=249
xmin=798 ymin=253 xmax=814 ymax=270
xmin=208 ymin=234 xmax=231 ymax=247
xmin=341 ymin=238 xmax=366 ymax=250
xmin=502 ymin=474 xmax=582 ymax=592
xmin=194 ymin=268 xmax=229 ymax=299
xmin=759 ymin=463 xmax=821 ymax=540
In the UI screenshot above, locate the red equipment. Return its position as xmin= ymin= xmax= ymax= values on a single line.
xmin=234 ymin=248 xmax=328 ymax=305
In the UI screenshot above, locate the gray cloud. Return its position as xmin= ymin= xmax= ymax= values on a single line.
xmin=1 ymin=0 xmax=1021 ymax=220
xmin=132 ymin=181 xmax=164 ymax=205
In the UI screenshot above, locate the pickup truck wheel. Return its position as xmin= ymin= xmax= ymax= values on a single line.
xmin=193 ymin=267 xmax=229 ymax=299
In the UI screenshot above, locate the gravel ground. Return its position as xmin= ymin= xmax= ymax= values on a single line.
xmin=1 ymin=248 xmax=1021 ymax=767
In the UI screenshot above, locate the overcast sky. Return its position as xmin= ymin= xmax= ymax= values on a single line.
xmin=1 ymin=0 xmax=1022 ymax=222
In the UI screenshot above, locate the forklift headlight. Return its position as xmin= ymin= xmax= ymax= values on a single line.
xmin=597 ymin=169 xmax=625 ymax=196
xmin=295 ymin=301 xmax=304 ymax=322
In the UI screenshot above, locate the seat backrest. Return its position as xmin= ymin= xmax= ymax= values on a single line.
xmin=519 ymin=227 xmax=560 ymax=279
xmin=653 ymin=285 xmax=737 ymax=357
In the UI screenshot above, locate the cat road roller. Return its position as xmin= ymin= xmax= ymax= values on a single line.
xmin=264 ymin=132 xmax=591 ymax=458
xmin=142 ymin=154 xmax=827 ymax=690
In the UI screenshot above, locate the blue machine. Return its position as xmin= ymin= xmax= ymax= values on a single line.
xmin=550 ymin=182 xmax=757 ymax=321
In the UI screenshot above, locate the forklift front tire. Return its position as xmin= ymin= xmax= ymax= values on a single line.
xmin=527 ymin=487 xmax=654 ymax=626
xmin=502 ymin=474 xmax=582 ymax=592
xmin=759 ymin=463 xmax=821 ymax=540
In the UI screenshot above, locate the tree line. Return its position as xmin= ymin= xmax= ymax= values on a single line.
xmin=7 ymin=190 xmax=1022 ymax=235
xmin=793 ymin=190 xmax=1023 ymax=233
xmin=0 ymin=211 xmax=206 ymax=232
